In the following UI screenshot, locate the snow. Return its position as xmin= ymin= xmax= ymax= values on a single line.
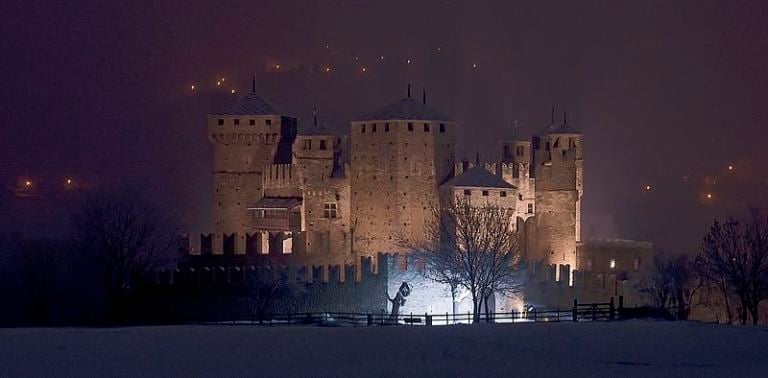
xmin=1 ymin=321 xmax=766 ymax=377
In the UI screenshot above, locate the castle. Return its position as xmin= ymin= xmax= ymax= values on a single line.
xmin=194 ymin=79 xmax=585 ymax=275
xmin=186 ymin=79 xmax=652 ymax=311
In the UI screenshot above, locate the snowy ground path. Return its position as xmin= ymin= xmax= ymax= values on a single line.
xmin=1 ymin=320 xmax=767 ymax=377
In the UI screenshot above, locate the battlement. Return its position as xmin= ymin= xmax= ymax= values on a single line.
xmin=264 ymin=164 xmax=299 ymax=188
xmin=170 ymin=251 xmax=385 ymax=284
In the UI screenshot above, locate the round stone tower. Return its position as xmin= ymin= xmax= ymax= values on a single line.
xmin=207 ymin=80 xmax=297 ymax=254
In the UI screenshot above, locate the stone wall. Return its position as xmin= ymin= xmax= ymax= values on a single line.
xmin=350 ymin=120 xmax=456 ymax=256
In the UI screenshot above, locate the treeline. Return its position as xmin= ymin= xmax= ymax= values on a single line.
xmin=0 ymin=192 xmax=181 ymax=325
xmin=639 ymin=210 xmax=768 ymax=325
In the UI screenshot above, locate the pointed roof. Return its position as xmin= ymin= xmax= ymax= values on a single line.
xmin=212 ymin=93 xmax=282 ymax=116
xmin=536 ymin=123 xmax=582 ymax=136
xmin=443 ymin=166 xmax=516 ymax=189
xmin=354 ymin=97 xmax=451 ymax=122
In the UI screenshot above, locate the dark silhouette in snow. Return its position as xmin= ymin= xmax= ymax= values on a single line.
xmin=386 ymin=282 xmax=411 ymax=322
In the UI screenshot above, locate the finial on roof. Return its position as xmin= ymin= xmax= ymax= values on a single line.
xmin=251 ymin=74 xmax=256 ymax=93
xmin=550 ymin=106 xmax=555 ymax=125
xmin=407 ymin=83 xmax=411 ymax=98
xmin=313 ymin=105 xmax=318 ymax=129
xmin=563 ymin=109 xmax=567 ymax=125
xmin=422 ymin=89 xmax=426 ymax=105
xmin=475 ymin=152 xmax=480 ymax=165
xmin=512 ymin=119 xmax=520 ymax=139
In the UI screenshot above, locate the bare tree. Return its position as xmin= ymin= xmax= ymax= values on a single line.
xmin=639 ymin=253 xmax=700 ymax=320
xmin=400 ymin=198 xmax=525 ymax=324
xmin=71 ymin=192 xmax=179 ymax=316
xmin=698 ymin=214 xmax=768 ymax=325
xmin=243 ymin=263 xmax=303 ymax=319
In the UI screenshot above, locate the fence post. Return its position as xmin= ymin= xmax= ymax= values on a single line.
xmin=610 ymin=297 xmax=615 ymax=321
xmin=533 ymin=308 xmax=537 ymax=322
xmin=572 ymin=299 xmax=578 ymax=322
xmin=468 ymin=311 xmax=471 ymax=324
xmin=618 ymin=295 xmax=624 ymax=320
xmin=446 ymin=312 xmax=449 ymax=326
xmin=592 ymin=304 xmax=597 ymax=321
xmin=409 ymin=312 xmax=413 ymax=326
xmin=367 ymin=313 xmax=373 ymax=326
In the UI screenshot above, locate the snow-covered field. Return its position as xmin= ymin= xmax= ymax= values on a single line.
xmin=1 ymin=320 xmax=766 ymax=377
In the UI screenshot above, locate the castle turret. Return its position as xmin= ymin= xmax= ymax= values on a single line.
xmin=349 ymin=89 xmax=457 ymax=256
xmin=529 ymin=111 xmax=583 ymax=282
xmin=207 ymin=78 xmax=297 ymax=254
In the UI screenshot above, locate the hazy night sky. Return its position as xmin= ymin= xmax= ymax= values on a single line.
xmin=1 ymin=0 xmax=767 ymax=251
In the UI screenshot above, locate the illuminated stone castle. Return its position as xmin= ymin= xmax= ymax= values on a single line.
xmin=192 ymin=80 xmax=589 ymax=282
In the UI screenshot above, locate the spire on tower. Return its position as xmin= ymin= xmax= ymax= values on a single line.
xmin=563 ymin=109 xmax=567 ymax=125
xmin=251 ymin=74 xmax=256 ymax=93
xmin=313 ymin=105 xmax=318 ymax=129
xmin=512 ymin=119 xmax=520 ymax=139
xmin=422 ymin=89 xmax=426 ymax=105
xmin=475 ymin=151 xmax=480 ymax=165
xmin=550 ymin=106 xmax=555 ymax=125
xmin=407 ymin=83 xmax=411 ymax=98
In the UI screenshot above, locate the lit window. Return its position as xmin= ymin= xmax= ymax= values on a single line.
xmin=610 ymin=259 xmax=616 ymax=269
xmin=323 ymin=203 xmax=338 ymax=218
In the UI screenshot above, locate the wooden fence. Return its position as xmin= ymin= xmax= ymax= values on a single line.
xmin=201 ymin=297 xmax=622 ymax=326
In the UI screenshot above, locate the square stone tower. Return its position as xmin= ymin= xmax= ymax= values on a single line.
xmin=349 ymin=91 xmax=456 ymax=256
xmin=529 ymin=115 xmax=583 ymax=279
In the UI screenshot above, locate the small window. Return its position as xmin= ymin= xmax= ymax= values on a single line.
xmin=439 ymin=123 xmax=446 ymax=133
xmin=319 ymin=140 xmax=327 ymax=150
xmin=527 ymin=203 xmax=533 ymax=213
xmin=362 ymin=124 xmax=366 ymax=133
xmin=303 ymin=140 xmax=312 ymax=150
xmin=372 ymin=124 xmax=377 ymax=132
xmin=519 ymin=194 xmax=523 ymax=201
xmin=464 ymin=190 xmax=471 ymax=196
xmin=266 ymin=119 xmax=272 ymax=126
xmin=408 ymin=123 xmax=414 ymax=131
xmin=323 ymin=203 xmax=338 ymax=218
xmin=424 ymin=123 xmax=430 ymax=132
xmin=500 ymin=191 xmax=507 ymax=197
xmin=234 ymin=119 xmax=240 ymax=125
xmin=217 ymin=119 xmax=224 ymax=125
xmin=385 ymin=123 xmax=390 ymax=132
xmin=482 ymin=190 xmax=489 ymax=196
